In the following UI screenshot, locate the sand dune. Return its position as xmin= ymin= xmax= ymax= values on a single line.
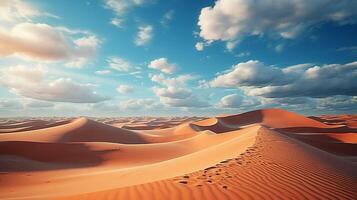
xmin=0 ymin=108 xmax=356 ymax=200
xmin=0 ymin=117 xmax=200 ymax=144
xmin=0 ymin=119 xmax=72 ymax=133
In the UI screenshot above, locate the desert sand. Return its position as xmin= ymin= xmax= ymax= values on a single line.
xmin=0 ymin=108 xmax=356 ymax=200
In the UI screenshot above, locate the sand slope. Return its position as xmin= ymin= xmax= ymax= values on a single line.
xmin=0 ymin=109 xmax=356 ymax=200
xmin=60 ymin=127 xmax=357 ymax=200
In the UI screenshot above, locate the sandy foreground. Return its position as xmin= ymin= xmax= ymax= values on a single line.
xmin=0 ymin=108 xmax=356 ymax=200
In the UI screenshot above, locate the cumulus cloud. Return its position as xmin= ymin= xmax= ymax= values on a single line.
xmin=117 ymin=85 xmax=134 ymax=94
xmin=119 ymin=98 xmax=159 ymax=110
xmin=107 ymin=56 xmax=131 ymax=72
xmin=14 ymin=78 xmax=107 ymax=103
xmin=210 ymin=60 xmax=357 ymax=98
xmin=218 ymin=93 xmax=260 ymax=108
xmin=135 ymin=25 xmax=153 ymax=46
xmin=150 ymin=73 xmax=196 ymax=87
xmin=211 ymin=60 xmax=287 ymax=88
xmin=0 ymin=23 xmax=100 ymax=67
xmin=0 ymin=65 xmax=108 ymax=103
xmin=153 ymin=87 xmax=191 ymax=99
xmin=148 ymin=58 xmax=176 ymax=74
xmin=150 ymin=73 xmax=208 ymax=107
xmin=160 ymin=96 xmax=209 ymax=108
xmin=198 ymin=0 xmax=357 ymax=49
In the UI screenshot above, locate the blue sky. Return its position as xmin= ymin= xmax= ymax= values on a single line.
xmin=0 ymin=0 xmax=356 ymax=117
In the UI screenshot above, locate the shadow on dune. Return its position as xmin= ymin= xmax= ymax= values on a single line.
xmin=191 ymin=110 xmax=263 ymax=133
xmin=122 ymin=125 xmax=172 ymax=130
xmin=1 ymin=109 xmax=355 ymax=173
xmin=57 ymin=118 xmax=148 ymax=144
xmin=309 ymin=116 xmax=346 ymax=124
xmin=190 ymin=119 xmax=240 ymax=133
xmin=0 ymin=141 xmax=117 ymax=172
xmin=282 ymin=133 xmax=357 ymax=156
xmin=275 ymin=124 xmax=357 ymax=156
xmin=277 ymin=126 xmax=357 ymax=134
xmin=218 ymin=110 xmax=264 ymax=127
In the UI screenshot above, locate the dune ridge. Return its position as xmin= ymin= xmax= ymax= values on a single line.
xmin=0 ymin=108 xmax=356 ymax=200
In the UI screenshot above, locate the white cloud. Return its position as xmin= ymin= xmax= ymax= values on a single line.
xmin=16 ymin=78 xmax=107 ymax=103
xmin=119 ymin=98 xmax=159 ymax=110
xmin=104 ymin=0 xmax=146 ymax=16
xmin=218 ymin=93 xmax=260 ymax=108
xmin=160 ymin=96 xmax=209 ymax=108
xmin=226 ymin=41 xmax=239 ymax=51
xmin=195 ymin=42 xmax=204 ymax=51
xmin=198 ymin=0 xmax=357 ymax=49
xmin=150 ymin=73 xmax=196 ymax=87
xmin=150 ymin=73 xmax=208 ymax=108
xmin=211 ymin=60 xmax=286 ymax=88
xmin=218 ymin=94 xmax=242 ymax=108
xmin=107 ymin=56 xmax=131 ymax=72
xmin=0 ymin=22 xmax=100 ymax=67
xmin=0 ymin=65 xmax=108 ymax=103
xmin=153 ymin=87 xmax=191 ymax=99
xmin=148 ymin=57 xmax=176 ymax=74
xmin=0 ymin=0 xmax=41 ymax=24
xmin=95 ymin=70 xmax=112 ymax=75
xmin=195 ymin=41 xmax=213 ymax=51
xmin=0 ymin=65 xmax=46 ymax=87
xmin=117 ymin=84 xmax=134 ymax=94
xmin=135 ymin=25 xmax=153 ymax=46
xmin=105 ymin=0 xmax=149 ymax=28
xmin=210 ymin=60 xmax=357 ymax=98
xmin=90 ymin=102 xmax=120 ymax=112
xmin=110 ymin=17 xmax=123 ymax=28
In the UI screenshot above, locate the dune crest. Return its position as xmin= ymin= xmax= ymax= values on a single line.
xmin=0 ymin=108 xmax=356 ymax=200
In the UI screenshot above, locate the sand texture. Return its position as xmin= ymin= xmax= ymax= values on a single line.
xmin=0 ymin=109 xmax=356 ymax=200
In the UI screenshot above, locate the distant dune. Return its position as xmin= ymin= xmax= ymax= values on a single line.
xmin=0 ymin=109 xmax=356 ymax=200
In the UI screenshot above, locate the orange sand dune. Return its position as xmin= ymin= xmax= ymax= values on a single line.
xmin=310 ymin=114 xmax=357 ymax=128
xmin=103 ymin=116 xmax=205 ymax=130
xmin=59 ymin=128 xmax=357 ymax=200
xmin=0 ymin=108 xmax=356 ymax=200
xmin=0 ymin=119 xmax=72 ymax=133
xmin=0 ymin=117 xmax=199 ymax=144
